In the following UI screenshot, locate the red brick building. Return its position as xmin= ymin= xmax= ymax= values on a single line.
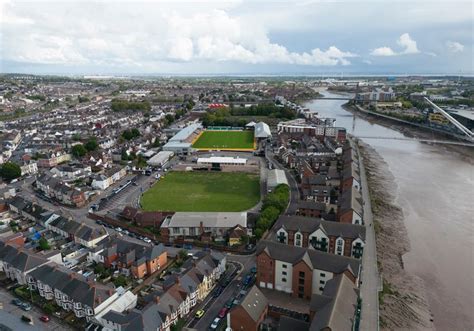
xmin=230 ymin=286 xmax=268 ymax=331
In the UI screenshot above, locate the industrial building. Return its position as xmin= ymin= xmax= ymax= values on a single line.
xmin=147 ymin=151 xmax=174 ymax=167
xmin=267 ymin=169 xmax=288 ymax=191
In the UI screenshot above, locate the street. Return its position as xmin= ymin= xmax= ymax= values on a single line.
xmin=0 ymin=288 xmax=73 ymax=331
xmin=187 ymin=253 xmax=256 ymax=330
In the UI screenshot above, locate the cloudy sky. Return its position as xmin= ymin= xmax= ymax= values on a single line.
xmin=1 ymin=0 xmax=473 ymax=75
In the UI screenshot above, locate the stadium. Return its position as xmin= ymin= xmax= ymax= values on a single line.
xmin=162 ymin=121 xmax=271 ymax=154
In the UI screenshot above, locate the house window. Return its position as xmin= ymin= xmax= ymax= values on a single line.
xmin=353 ymin=242 xmax=364 ymax=259
xmin=282 ymin=264 xmax=287 ymax=269
xmin=295 ymin=233 xmax=302 ymax=246
xmin=320 ymin=273 xmax=326 ymax=278
xmin=299 ymin=271 xmax=305 ymax=278
xmin=299 ymin=279 xmax=304 ymax=285
xmin=282 ymin=271 xmax=287 ymax=276
xmin=172 ymin=228 xmax=180 ymax=234
xmin=319 ymin=287 xmax=324 ymax=291
xmin=319 ymin=280 xmax=325 ymax=285
xmin=277 ymin=232 xmax=287 ymax=244
xmin=310 ymin=236 xmax=328 ymax=252
xmin=298 ymin=285 xmax=305 ymax=292
xmin=336 ymin=239 xmax=344 ymax=255
xmin=282 ymin=278 xmax=287 ymax=282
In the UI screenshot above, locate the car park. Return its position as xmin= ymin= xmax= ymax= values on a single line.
xmin=195 ymin=309 xmax=205 ymax=319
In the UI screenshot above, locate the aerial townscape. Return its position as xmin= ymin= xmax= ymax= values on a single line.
xmin=0 ymin=1 xmax=473 ymax=331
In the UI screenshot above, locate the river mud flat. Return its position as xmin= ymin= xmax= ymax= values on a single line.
xmin=358 ymin=142 xmax=434 ymax=331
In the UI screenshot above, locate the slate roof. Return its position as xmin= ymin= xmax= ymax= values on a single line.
xmin=237 ymin=285 xmax=268 ymax=322
xmin=29 ymin=263 xmax=114 ymax=309
xmin=275 ymin=216 xmax=366 ymax=241
xmin=0 ymin=242 xmax=48 ymax=272
xmin=339 ymin=187 xmax=363 ymax=216
xmin=309 ymin=273 xmax=358 ymax=331
xmin=256 ymin=240 xmax=361 ymax=277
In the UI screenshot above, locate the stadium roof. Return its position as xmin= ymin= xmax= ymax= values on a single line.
xmin=197 ymin=157 xmax=247 ymax=165
xmin=254 ymin=122 xmax=271 ymax=138
xmin=169 ymin=123 xmax=201 ymax=142
xmin=162 ymin=212 xmax=247 ymax=228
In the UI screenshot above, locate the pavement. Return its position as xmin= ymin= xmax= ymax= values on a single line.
xmin=0 ymin=288 xmax=72 ymax=331
xmin=188 ymin=253 xmax=256 ymax=330
xmin=357 ymin=144 xmax=380 ymax=331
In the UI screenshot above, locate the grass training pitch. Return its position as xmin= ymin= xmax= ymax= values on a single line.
xmin=192 ymin=130 xmax=255 ymax=150
xmin=140 ymin=171 xmax=260 ymax=212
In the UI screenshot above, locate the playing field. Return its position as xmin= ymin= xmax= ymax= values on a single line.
xmin=140 ymin=171 xmax=260 ymax=212
xmin=192 ymin=130 xmax=255 ymax=150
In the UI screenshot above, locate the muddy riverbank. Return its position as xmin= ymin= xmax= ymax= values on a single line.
xmin=358 ymin=142 xmax=433 ymax=330
xmin=306 ymin=93 xmax=474 ymax=330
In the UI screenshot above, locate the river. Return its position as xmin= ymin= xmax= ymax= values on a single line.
xmin=305 ymin=92 xmax=474 ymax=331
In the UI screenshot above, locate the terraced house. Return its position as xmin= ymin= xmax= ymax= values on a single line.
xmin=274 ymin=216 xmax=365 ymax=259
xmin=101 ymin=251 xmax=226 ymax=331
xmin=256 ymin=240 xmax=361 ymax=300
xmin=27 ymin=263 xmax=137 ymax=324
xmin=87 ymin=237 xmax=167 ymax=279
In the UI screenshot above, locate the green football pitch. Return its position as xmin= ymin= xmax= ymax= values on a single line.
xmin=140 ymin=171 xmax=260 ymax=212
xmin=192 ymin=130 xmax=255 ymax=150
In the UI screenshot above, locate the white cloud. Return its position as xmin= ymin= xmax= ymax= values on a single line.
xmin=446 ymin=41 xmax=464 ymax=53
xmin=370 ymin=47 xmax=397 ymax=56
xmin=1 ymin=4 xmax=356 ymax=68
xmin=397 ymin=33 xmax=420 ymax=54
xmin=371 ymin=33 xmax=420 ymax=56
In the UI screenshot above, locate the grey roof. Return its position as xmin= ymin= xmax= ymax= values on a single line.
xmin=169 ymin=123 xmax=201 ymax=142
xmin=342 ymin=162 xmax=360 ymax=182
xmin=100 ymin=237 xmax=166 ymax=266
xmin=29 ymin=263 xmax=114 ymax=309
xmin=309 ymin=274 xmax=358 ymax=331
xmin=0 ymin=242 xmax=48 ymax=272
xmin=267 ymin=169 xmax=288 ymax=188
xmin=256 ymin=240 xmax=361 ymax=277
xmin=339 ymin=187 xmax=363 ymax=216
xmin=296 ymin=200 xmax=327 ymax=211
xmin=103 ymin=304 xmax=163 ymax=331
xmin=237 ymin=285 xmax=268 ymax=322
xmin=275 ymin=216 xmax=366 ymax=241
xmin=162 ymin=212 xmax=247 ymax=228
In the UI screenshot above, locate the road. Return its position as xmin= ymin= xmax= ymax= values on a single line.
xmin=0 ymin=288 xmax=72 ymax=331
xmin=357 ymin=144 xmax=380 ymax=331
xmin=188 ymin=254 xmax=256 ymax=330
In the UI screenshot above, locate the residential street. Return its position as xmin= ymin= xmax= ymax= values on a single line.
xmin=0 ymin=288 xmax=73 ymax=331
xmin=357 ymin=145 xmax=380 ymax=331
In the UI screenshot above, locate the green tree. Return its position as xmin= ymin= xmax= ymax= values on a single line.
xmin=71 ymin=144 xmax=87 ymax=157
xmin=113 ymin=274 xmax=128 ymax=287
xmin=38 ymin=237 xmax=50 ymax=250
xmin=0 ymin=162 xmax=21 ymax=180
xmin=84 ymin=138 xmax=98 ymax=151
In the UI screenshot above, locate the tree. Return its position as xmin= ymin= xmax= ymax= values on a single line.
xmin=84 ymin=138 xmax=98 ymax=152
xmin=113 ymin=275 xmax=128 ymax=287
xmin=0 ymin=162 xmax=21 ymax=180
xmin=254 ymin=228 xmax=264 ymax=239
xmin=71 ymin=144 xmax=87 ymax=157
xmin=38 ymin=237 xmax=50 ymax=250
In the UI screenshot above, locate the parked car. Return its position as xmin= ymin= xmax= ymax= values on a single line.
xmin=250 ymin=267 xmax=257 ymax=274
xmin=116 ymin=227 xmax=123 ymax=232
xmin=11 ymin=298 xmax=23 ymax=306
xmin=213 ymin=287 xmax=223 ymax=297
xmin=21 ymin=314 xmax=33 ymax=324
xmin=21 ymin=303 xmax=32 ymax=311
xmin=218 ymin=307 xmax=228 ymax=318
xmin=195 ymin=309 xmax=205 ymax=319
xmin=225 ymin=299 xmax=234 ymax=309
xmin=243 ymin=274 xmax=252 ymax=285
xmin=39 ymin=315 xmax=50 ymax=322
xmin=143 ymin=238 xmax=152 ymax=243
xmin=210 ymin=318 xmax=221 ymax=330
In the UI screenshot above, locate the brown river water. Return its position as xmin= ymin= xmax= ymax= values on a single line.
xmin=306 ymin=93 xmax=474 ymax=331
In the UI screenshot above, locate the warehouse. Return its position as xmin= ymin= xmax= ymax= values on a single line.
xmin=267 ymin=169 xmax=288 ymax=191
xmin=197 ymin=156 xmax=247 ymax=166
xmin=147 ymin=151 xmax=174 ymax=167
xmin=254 ymin=122 xmax=272 ymax=139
